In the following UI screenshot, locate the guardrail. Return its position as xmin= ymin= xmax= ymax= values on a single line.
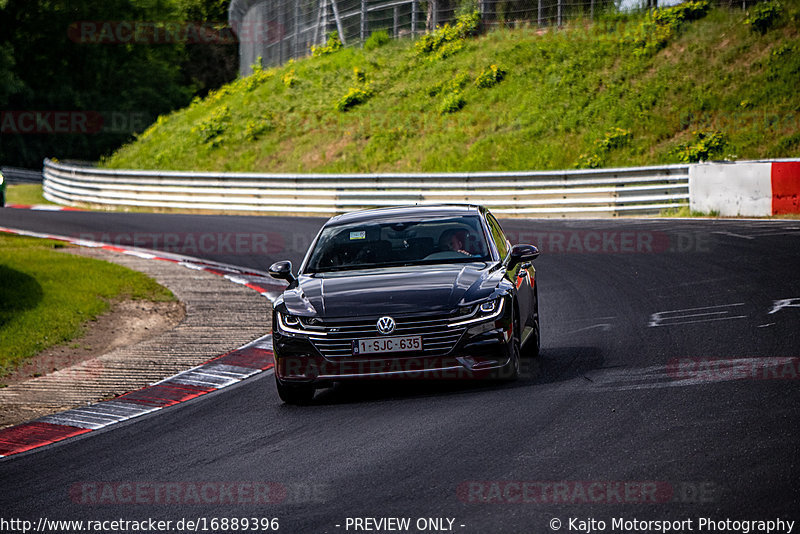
xmin=43 ymin=158 xmax=689 ymax=217
xmin=1 ymin=166 xmax=44 ymax=185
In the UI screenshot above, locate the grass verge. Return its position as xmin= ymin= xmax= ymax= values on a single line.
xmin=6 ymin=184 xmax=55 ymax=206
xmin=0 ymin=234 xmax=175 ymax=380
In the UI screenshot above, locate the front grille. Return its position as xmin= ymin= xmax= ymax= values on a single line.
xmin=308 ymin=314 xmax=467 ymax=359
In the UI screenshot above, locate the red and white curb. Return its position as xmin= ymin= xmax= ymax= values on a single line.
xmin=4 ymin=203 xmax=84 ymax=211
xmin=0 ymin=226 xmax=285 ymax=459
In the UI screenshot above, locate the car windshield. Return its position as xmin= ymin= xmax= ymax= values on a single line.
xmin=304 ymin=215 xmax=492 ymax=273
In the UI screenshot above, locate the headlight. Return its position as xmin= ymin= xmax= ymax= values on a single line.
xmin=277 ymin=313 xmax=327 ymax=336
xmin=479 ymin=300 xmax=497 ymax=313
xmin=448 ymin=297 xmax=504 ymax=327
xmin=0 ymin=173 xmax=4 ymax=185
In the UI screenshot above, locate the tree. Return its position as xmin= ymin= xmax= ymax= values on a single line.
xmin=0 ymin=0 xmax=236 ymax=168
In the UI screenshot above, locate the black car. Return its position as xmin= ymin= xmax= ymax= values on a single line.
xmin=268 ymin=204 xmax=540 ymax=404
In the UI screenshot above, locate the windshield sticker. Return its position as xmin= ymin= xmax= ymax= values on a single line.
xmin=350 ymin=231 xmax=366 ymax=240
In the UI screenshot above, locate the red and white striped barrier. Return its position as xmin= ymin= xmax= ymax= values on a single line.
xmin=690 ymin=161 xmax=800 ymax=217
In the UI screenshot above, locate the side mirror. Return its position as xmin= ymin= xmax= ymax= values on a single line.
xmin=268 ymin=260 xmax=296 ymax=283
xmin=507 ymin=244 xmax=540 ymax=268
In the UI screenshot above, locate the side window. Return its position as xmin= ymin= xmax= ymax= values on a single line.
xmin=486 ymin=214 xmax=509 ymax=259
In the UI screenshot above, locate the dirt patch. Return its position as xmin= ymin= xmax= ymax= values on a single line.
xmin=1 ymin=299 xmax=185 ymax=387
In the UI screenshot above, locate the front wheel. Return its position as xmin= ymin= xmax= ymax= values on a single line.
xmin=275 ymin=375 xmax=314 ymax=405
xmin=498 ymin=316 xmax=521 ymax=381
xmin=523 ymin=285 xmax=540 ymax=359
xmin=522 ymin=317 xmax=540 ymax=359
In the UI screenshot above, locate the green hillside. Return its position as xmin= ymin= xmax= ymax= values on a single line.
xmin=104 ymin=1 xmax=800 ymax=173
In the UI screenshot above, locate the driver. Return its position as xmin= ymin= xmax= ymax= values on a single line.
xmin=439 ymin=229 xmax=470 ymax=255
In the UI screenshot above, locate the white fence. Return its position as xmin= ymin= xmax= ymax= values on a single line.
xmin=42 ymin=158 xmax=690 ymax=217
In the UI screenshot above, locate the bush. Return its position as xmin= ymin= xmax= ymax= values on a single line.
xmin=244 ymin=114 xmax=274 ymax=141
xmin=745 ymin=2 xmax=784 ymax=34
xmin=193 ymin=105 xmax=231 ymax=147
xmin=414 ymin=11 xmax=480 ymax=60
xmin=428 ymin=73 xmax=470 ymax=96
xmin=336 ymin=87 xmax=373 ymax=111
xmin=475 ymin=65 xmax=506 ymax=88
xmin=629 ymin=0 xmax=710 ymax=57
xmin=672 ymin=130 xmax=727 ymax=163
xmin=575 ymin=128 xmax=632 ymax=168
xmin=365 ymin=30 xmax=391 ymax=51
xmin=242 ymin=62 xmax=275 ymax=91
xmin=353 ymin=67 xmax=367 ymax=83
xmin=312 ymin=32 xmax=344 ymax=57
xmin=575 ymin=153 xmax=604 ymax=169
xmin=439 ymin=92 xmax=466 ymax=114
xmin=282 ymin=69 xmax=297 ymax=88
xmin=596 ymin=127 xmax=632 ymax=152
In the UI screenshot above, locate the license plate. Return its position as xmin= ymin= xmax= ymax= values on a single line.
xmin=353 ymin=336 xmax=422 ymax=355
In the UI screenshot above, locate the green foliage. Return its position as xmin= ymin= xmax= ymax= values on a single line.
xmin=244 ymin=114 xmax=274 ymax=141
xmin=475 ymin=65 xmax=506 ymax=88
xmin=104 ymin=1 xmax=800 ymax=175
xmin=428 ymin=73 xmax=471 ymax=96
xmin=282 ymin=68 xmax=298 ymax=88
xmin=766 ymin=43 xmax=800 ymax=82
xmin=312 ymin=32 xmax=344 ymax=57
xmin=628 ymin=0 xmax=711 ymax=57
xmin=414 ymin=11 xmax=480 ymax=60
xmin=439 ymin=92 xmax=466 ymax=114
xmin=353 ymin=66 xmax=367 ymax=83
xmin=0 ymin=0 xmax=237 ymax=168
xmin=243 ymin=66 xmax=276 ymax=91
xmin=575 ymin=153 xmax=604 ymax=169
xmin=365 ymin=30 xmax=391 ymax=51
xmin=576 ymin=128 xmax=632 ymax=168
xmin=745 ymin=2 xmax=784 ymax=34
xmin=596 ymin=127 xmax=633 ymax=152
xmin=659 ymin=205 xmax=719 ymax=217
xmin=671 ymin=130 xmax=727 ymax=163
xmin=193 ymin=105 xmax=231 ymax=146
xmin=336 ymin=87 xmax=373 ymax=112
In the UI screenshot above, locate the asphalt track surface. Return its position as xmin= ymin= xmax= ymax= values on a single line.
xmin=1 ymin=209 xmax=799 ymax=533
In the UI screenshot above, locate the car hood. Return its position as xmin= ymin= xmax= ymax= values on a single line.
xmin=282 ymin=263 xmax=503 ymax=318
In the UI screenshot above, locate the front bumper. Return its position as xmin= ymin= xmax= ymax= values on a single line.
xmin=273 ymin=315 xmax=514 ymax=384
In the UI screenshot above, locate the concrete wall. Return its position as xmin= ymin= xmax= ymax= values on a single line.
xmin=690 ymin=161 xmax=800 ymax=217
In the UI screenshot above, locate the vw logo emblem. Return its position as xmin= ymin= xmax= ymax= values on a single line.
xmin=377 ymin=316 xmax=396 ymax=335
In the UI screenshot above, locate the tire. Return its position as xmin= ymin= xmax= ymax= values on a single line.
xmin=523 ymin=316 xmax=540 ymax=359
xmin=522 ymin=285 xmax=540 ymax=359
xmin=498 ymin=315 xmax=521 ymax=381
xmin=275 ymin=375 xmax=314 ymax=405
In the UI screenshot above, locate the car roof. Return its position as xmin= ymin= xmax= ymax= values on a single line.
xmin=325 ymin=204 xmax=484 ymax=226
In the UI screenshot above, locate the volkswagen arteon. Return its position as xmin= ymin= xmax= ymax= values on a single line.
xmin=268 ymin=204 xmax=540 ymax=404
